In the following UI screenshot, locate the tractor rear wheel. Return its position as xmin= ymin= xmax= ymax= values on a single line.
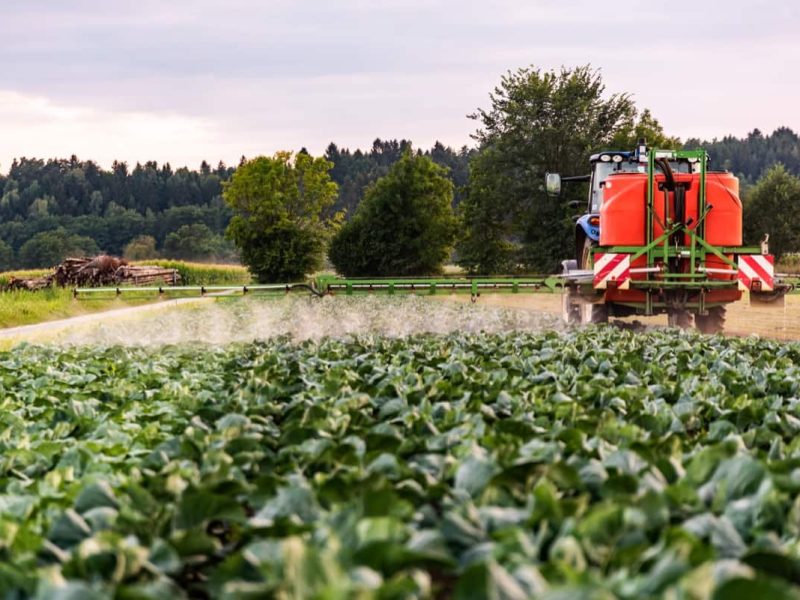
xmin=694 ymin=306 xmax=726 ymax=334
xmin=579 ymin=238 xmax=608 ymax=325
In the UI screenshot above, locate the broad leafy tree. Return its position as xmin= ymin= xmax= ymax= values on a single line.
xmin=458 ymin=65 xmax=638 ymax=273
xmin=224 ymin=152 xmax=339 ymax=282
xmin=326 ymin=139 xmax=474 ymax=215
xmin=329 ymin=152 xmax=458 ymax=276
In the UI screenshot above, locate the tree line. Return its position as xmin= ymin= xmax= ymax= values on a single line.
xmin=0 ymin=142 xmax=472 ymax=269
xmin=686 ymin=127 xmax=800 ymax=184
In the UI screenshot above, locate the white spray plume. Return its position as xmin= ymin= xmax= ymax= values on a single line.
xmin=55 ymin=296 xmax=562 ymax=346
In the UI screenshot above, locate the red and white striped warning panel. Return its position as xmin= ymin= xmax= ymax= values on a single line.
xmin=593 ymin=253 xmax=630 ymax=289
xmin=738 ymin=255 xmax=775 ymax=291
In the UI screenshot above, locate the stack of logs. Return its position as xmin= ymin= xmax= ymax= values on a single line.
xmin=6 ymin=255 xmax=181 ymax=291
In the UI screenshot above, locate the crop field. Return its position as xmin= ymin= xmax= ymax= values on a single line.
xmin=2 ymin=308 xmax=800 ymax=598
xmin=131 ymin=261 xmax=251 ymax=285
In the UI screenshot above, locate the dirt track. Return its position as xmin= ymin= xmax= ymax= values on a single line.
xmin=442 ymin=293 xmax=800 ymax=341
xmin=0 ymin=297 xmax=214 ymax=347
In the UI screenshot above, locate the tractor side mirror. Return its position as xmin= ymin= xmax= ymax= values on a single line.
xmin=545 ymin=173 xmax=561 ymax=197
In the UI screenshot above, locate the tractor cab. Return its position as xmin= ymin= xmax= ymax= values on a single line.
xmin=587 ymin=148 xmax=695 ymax=212
xmin=568 ymin=151 xmax=644 ymax=255
xmin=588 ymin=151 xmax=637 ymax=211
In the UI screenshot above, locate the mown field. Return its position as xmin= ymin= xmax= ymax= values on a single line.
xmin=0 ymin=288 xmax=151 ymax=330
xmin=2 ymin=327 xmax=800 ymax=598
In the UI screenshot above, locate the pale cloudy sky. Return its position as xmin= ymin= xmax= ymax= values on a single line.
xmin=0 ymin=0 xmax=797 ymax=169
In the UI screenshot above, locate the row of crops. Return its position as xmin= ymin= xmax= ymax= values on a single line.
xmin=3 ymin=327 xmax=800 ymax=598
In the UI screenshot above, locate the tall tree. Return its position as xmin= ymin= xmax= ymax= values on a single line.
xmin=458 ymin=65 xmax=637 ymax=273
xmin=223 ymin=152 xmax=339 ymax=282
xmin=328 ymin=151 xmax=458 ymax=276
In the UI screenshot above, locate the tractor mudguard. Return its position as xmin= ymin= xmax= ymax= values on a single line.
xmin=576 ymin=213 xmax=600 ymax=243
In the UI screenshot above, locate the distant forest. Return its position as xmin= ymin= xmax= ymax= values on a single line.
xmin=685 ymin=127 xmax=800 ymax=184
xmin=0 ymin=128 xmax=796 ymax=269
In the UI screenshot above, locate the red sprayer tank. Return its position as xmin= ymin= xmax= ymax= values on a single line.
xmin=599 ymin=171 xmax=742 ymax=247
xmin=704 ymin=172 xmax=741 ymax=246
xmin=599 ymin=173 xmax=647 ymax=246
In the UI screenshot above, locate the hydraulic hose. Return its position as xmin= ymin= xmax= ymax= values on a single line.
xmin=655 ymin=157 xmax=676 ymax=191
xmin=288 ymin=283 xmax=326 ymax=297
xmin=674 ymin=184 xmax=686 ymax=225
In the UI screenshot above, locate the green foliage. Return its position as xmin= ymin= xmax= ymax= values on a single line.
xmin=329 ymin=152 xmax=458 ymax=276
xmin=458 ymin=146 xmax=528 ymax=274
xmin=3 ymin=125 xmax=800 ymax=274
xmin=777 ymin=253 xmax=800 ymax=274
xmin=162 ymin=224 xmax=236 ymax=262
xmin=610 ymin=108 xmax=681 ymax=149
xmin=3 ymin=327 xmax=800 ymax=596
xmin=0 ymin=158 xmax=234 ymax=262
xmin=742 ymin=164 xmax=800 ymax=259
xmin=326 ymin=139 xmax=474 ymax=215
xmin=123 ymin=235 xmax=158 ymax=260
xmin=224 ymin=152 xmax=339 ymax=283
xmin=458 ymin=65 xmax=638 ymax=273
xmin=18 ymin=229 xmax=99 ymax=268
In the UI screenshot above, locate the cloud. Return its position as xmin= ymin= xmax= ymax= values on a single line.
xmin=0 ymin=0 xmax=798 ymax=166
xmin=0 ymin=91 xmax=224 ymax=168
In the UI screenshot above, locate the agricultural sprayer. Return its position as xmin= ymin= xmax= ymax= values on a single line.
xmin=547 ymin=140 xmax=793 ymax=333
xmin=75 ymin=141 xmax=799 ymax=334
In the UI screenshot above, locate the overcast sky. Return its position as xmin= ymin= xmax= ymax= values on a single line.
xmin=1 ymin=0 xmax=797 ymax=169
